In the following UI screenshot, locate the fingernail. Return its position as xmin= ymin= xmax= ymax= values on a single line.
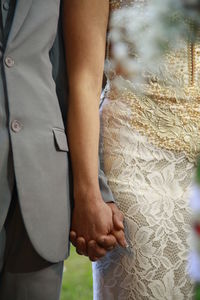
xmin=123 ymin=240 xmax=129 ymax=248
xmin=120 ymin=222 xmax=124 ymax=229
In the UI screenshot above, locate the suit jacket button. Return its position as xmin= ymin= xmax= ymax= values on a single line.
xmin=5 ymin=56 xmax=15 ymax=68
xmin=11 ymin=120 xmax=23 ymax=133
xmin=3 ymin=1 xmax=9 ymax=10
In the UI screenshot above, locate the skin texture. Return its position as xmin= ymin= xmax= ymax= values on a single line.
xmin=62 ymin=0 xmax=127 ymax=261
xmin=70 ymin=203 xmax=126 ymax=260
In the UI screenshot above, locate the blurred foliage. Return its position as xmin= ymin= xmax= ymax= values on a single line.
xmin=61 ymin=246 xmax=93 ymax=300
xmin=196 ymin=159 xmax=200 ymax=186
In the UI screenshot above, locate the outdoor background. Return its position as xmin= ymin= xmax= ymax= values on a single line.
xmin=61 ymin=246 xmax=93 ymax=300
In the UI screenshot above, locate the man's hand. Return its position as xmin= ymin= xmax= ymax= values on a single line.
xmin=70 ymin=201 xmax=127 ymax=261
xmin=70 ymin=191 xmax=115 ymax=261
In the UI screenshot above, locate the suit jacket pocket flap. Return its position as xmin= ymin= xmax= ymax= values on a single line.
xmin=53 ymin=128 xmax=69 ymax=152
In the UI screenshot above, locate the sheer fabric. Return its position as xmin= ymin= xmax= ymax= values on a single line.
xmin=93 ymin=0 xmax=197 ymax=299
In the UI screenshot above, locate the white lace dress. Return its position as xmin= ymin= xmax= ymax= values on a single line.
xmin=92 ymin=0 xmax=200 ymax=299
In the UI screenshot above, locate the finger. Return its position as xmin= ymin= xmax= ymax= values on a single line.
xmin=107 ymin=203 xmax=124 ymax=230
xmin=70 ymin=231 xmax=77 ymax=247
xmin=76 ymin=237 xmax=88 ymax=256
xmin=113 ymin=212 xmax=124 ymax=231
xmin=96 ymin=234 xmax=117 ymax=249
xmin=88 ymin=240 xmax=99 ymax=261
xmin=76 ymin=248 xmax=84 ymax=256
xmin=106 ymin=246 xmax=115 ymax=251
xmin=112 ymin=230 xmax=128 ymax=248
xmin=88 ymin=240 xmax=107 ymax=257
xmin=89 ymin=256 xmax=99 ymax=262
xmin=88 ymin=240 xmax=107 ymax=260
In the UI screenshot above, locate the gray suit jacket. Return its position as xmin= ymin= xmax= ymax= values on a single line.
xmin=0 ymin=0 xmax=114 ymax=262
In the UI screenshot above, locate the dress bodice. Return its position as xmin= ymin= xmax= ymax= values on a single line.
xmin=108 ymin=0 xmax=200 ymax=97
xmin=110 ymin=0 xmax=135 ymax=10
xmin=106 ymin=0 xmax=200 ymax=163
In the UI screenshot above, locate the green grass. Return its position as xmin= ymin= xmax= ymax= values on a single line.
xmin=61 ymin=246 xmax=93 ymax=300
xmin=194 ymin=285 xmax=200 ymax=300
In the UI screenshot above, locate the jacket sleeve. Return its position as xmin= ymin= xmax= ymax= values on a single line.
xmin=99 ymin=160 xmax=115 ymax=203
xmin=98 ymin=124 xmax=115 ymax=203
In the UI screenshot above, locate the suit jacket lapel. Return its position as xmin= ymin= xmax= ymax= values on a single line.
xmin=7 ymin=0 xmax=33 ymax=45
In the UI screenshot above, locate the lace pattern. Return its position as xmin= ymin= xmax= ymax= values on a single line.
xmin=93 ymin=99 xmax=194 ymax=299
xmin=105 ymin=87 xmax=200 ymax=163
xmin=93 ymin=0 xmax=196 ymax=299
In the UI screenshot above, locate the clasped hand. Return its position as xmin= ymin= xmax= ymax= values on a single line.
xmin=70 ymin=195 xmax=127 ymax=261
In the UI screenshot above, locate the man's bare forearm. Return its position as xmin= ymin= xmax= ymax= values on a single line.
xmin=62 ymin=0 xmax=109 ymax=202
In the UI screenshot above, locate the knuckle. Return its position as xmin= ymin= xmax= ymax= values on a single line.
xmin=90 ymin=256 xmax=97 ymax=262
xmin=95 ymin=248 xmax=106 ymax=257
xmin=76 ymin=249 xmax=83 ymax=255
xmin=77 ymin=242 xmax=83 ymax=249
xmin=88 ymin=240 xmax=96 ymax=247
xmin=71 ymin=239 xmax=76 ymax=245
xmin=91 ymin=243 xmax=98 ymax=250
xmin=77 ymin=237 xmax=83 ymax=243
